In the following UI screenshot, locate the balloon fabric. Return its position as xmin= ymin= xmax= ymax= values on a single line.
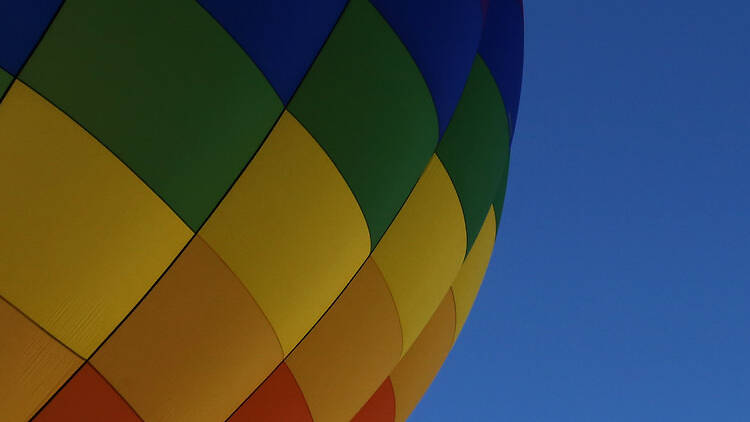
xmin=0 ymin=1 xmax=523 ymax=421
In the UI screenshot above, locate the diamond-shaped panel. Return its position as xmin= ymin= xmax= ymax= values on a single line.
xmin=91 ymin=237 xmax=283 ymax=422
xmin=200 ymin=111 xmax=370 ymax=354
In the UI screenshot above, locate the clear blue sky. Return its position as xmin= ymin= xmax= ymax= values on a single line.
xmin=412 ymin=1 xmax=750 ymax=420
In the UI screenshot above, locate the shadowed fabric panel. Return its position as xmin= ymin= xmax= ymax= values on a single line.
xmin=0 ymin=299 xmax=81 ymax=422
xmin=437 ymin=56 xmax=510 ymax=253
xmin=368 ymin=0 xmax=483 ymax=135
xmin=91 ymin=237 xmax=283 ymax=422
xmin=197 ymin=0 xmax=348 ymax=103
xmin=289 ymin=0 xmax=438 ymax=247
xmin=200 ymin=111 xmax=370 ymax=353
xmin=478 ymin=0 xmax=524 ymax=136
xmin=19 ymin=0 xmax=283 ymax=230
xmin=0 ymin=82 xmax=191 ymax=357
xmin=0 ymin=0 xmax=61 ymax=74
xmin=1 ymin=67 xmax=12 ymax=96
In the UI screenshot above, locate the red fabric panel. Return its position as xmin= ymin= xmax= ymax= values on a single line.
xmin=352 ymin=378 xmax=396 ymax=422
xmin=229 ymin=363 xmax=313 ymax=421
xmin=34 ymin=364 xmax=140 ymax=421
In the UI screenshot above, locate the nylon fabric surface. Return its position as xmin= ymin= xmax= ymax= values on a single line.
xmin=197 ymin=0 xmax=348 ymax=103
xmin=0 ymin=0 xmax=61 ymax=74
xmin=0 ymin=1 xmax=523 ymax=420
xmin=288 ymin=0 xmax=439 ymax=247
xmin=0 ymin=67 xmax=12 ymax=97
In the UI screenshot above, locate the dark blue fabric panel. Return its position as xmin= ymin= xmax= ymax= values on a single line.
xmin=479 ymin=0 xmax=524 ymax=139
xmin=369 ymin=0 xmax=483 ymax=136
xmin=198 ymin=0 xmax=348 ymax=104
xmin=0 ymin=0 xmax=62 ymax=74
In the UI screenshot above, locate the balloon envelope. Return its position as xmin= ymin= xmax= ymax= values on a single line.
xmin=0 ymin=1 xmax=523 ymax=421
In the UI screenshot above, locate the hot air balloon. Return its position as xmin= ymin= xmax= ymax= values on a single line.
xmin=0 ymin=0 xmax=523 ymax=421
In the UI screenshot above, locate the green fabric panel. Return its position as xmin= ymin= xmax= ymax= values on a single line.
xmin=19 ymin=0 xmax=283 ymax=231
xmin=437 ymin=57 xmax=510 ymax=253
xmin=0 ymin=67 xmax=12 ymax=99
xmin=289 ymin=0 xmax=438 ymax=248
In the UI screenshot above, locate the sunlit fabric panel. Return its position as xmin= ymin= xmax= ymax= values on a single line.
xmin=0 ymin=82 xmax=191 ymax=358
xmin=372 ymin=156 xmax=466 ymax=354
xmin=0 ymin=0 xmax=523 ymax=420
xmin=90 ymin=237 xmax=283 ymax=422
xmin=199 ymin=111 xmax=371 ymax=354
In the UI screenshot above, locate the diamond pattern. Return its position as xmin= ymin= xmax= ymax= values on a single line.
xmin=0 ymin=1 xmax=523 ymax=420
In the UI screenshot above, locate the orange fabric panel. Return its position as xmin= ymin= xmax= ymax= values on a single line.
xmin=0 ymin=298 xmax=81 ymax=422
xmin=286 ymin=258 xmax=402 ymax=422
xmin=352 ymin=378 xmax=396 ymax=422
xmin=91 ymin=237 xmax=283 ymax=422
xmin=390 ymin=291 xmax=457 ymax=422
xmin=229 ymin=363 xmax=313 ymax=422
xmin=34 ymin=364 xmax=141 ymax=421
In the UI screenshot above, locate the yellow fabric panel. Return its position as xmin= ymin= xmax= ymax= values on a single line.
xmin=0 ymin=82 xmax=192 ymax=357
xmin=372 ymin=155 xmax=466 ymax=354
xmin=0 ymin=298 xmax=82 ymax=422
xmin=287 ymin=258 xmax=402 ymax=422
xmin=451 ymin=206 xmax=497 ymax=340
xmin=390 ymin=291 xmax=456 ymax=422
xmin=200 ymin=111 xmax=371 ymax=354
xmin=91 ymin=236 xmax=283 ymax=422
